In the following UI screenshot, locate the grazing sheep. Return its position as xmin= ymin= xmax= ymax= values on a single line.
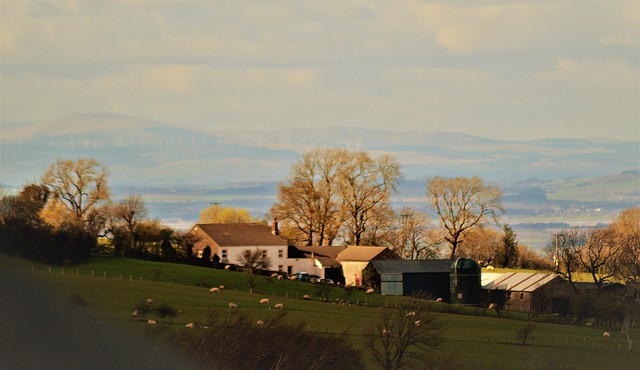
xmin=147 ymin=320 xmax=156 ymax=325
xmin=132 ymin=310 xmax=139 ymax=318
xmin=270 ymin=273 xmax=278 ymax=278
xmin=219 ymin=285 xmax=225 ymax=290
xmin=414 ymin=320 xmax=421 ymax=326
xmin=290 ymin=276 xmax=297 ymax=281
xmin=229 ymin=303 xmax=238 ymax=309
xmin=603 ymin=332 xmax=611 ymax=338
xmin=224 ymin=265 xmax=231 ymax=270
xmin=210 ymin=287 xmax=219 ymax=293
xmin=366 ymin=288 xmax=374 ymax=294
xmin=259 ymin=298 xmax=269 ymax=305
xmin=436 ymin=298 xmax=443 ymax=303
xmin=487 ymin=265 xmax=495 ymax=271
xmin=382 ymin=329 xmax=391 ymax=336
xmin=303 ymin=295 xmax=311 ymax=300
xmin=277 ymin=275 xmax=283 ymax=281
xmin=257 ymin=320 xmax=264 ymax=328
xmin=488 ymin=303 xmax=496 ymax=310
xmin=147 ymin=299 xmax=155 ymax=305
xmin=275 ymin=303 xmax=283 ymax=309
xmin=185 ymin=323 xmax=195 ymax=328
xmin=406 ymin=312 xmax=415 ymax=317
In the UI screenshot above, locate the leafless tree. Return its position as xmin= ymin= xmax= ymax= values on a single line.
xmin=340 ymin=152 xmax=401 ymax=246
xmin=427 ymin=176 xmax=504 ymax=258
xmin=456 ymin=226 xmax=501 ymax=264
xmin=237 ymin=248 xmax=272 ymax=273
xmin=545 ymin=228 xmax=587 ymax=284
xmin=579 ymin=227 xmax=622 ymax=289
xmin=612 ymin=207 xmax=640 ymax=282
xmin=394 ymin=206 xmax=441 ymax=260
xmin=40 ymin=158 xmax=110 ymax=219
xmin=111 ymin=195 xmax=148 ymax=255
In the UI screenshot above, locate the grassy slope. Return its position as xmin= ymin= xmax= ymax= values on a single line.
xmin=4 ymin=255 xmax=638 ymax=369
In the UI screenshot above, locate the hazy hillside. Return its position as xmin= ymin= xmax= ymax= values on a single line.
xmin=2 ymin=113 xmax=638 ymax=188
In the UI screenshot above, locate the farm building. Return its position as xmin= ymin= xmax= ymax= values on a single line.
xmin=482 ymin=272 xmax=574 ymax=314
xmin=287 ymin=246 xmax=345 ymax=284
xmin=187 ymin=223 xmax=288 ymax=270
xmin=450 ymin=258 xmax=482 ymax=305
xmin=336 ymin=246 xmax=400 ymax=286
xmin=363 ymin=259 xmax=455 ymax=301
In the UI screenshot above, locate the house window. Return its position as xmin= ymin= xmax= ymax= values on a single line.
xmin=278 ymin=249 xmax=284 ymax=258
xmin=278 ymin=265 xmax=283 ymax=271
xmin=262 ymin=250 xmax=267 ymax=258
xmin=221 ymin=249 xmax=228 ymax=259
xmin=197 ymin=250 xmax=203 ymax=258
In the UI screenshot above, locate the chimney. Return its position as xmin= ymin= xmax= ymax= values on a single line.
xmin=272 ymin=217 xmax=279 ymax=235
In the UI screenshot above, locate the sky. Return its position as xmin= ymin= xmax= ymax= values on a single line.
xmin=1 ymin=0 xmax=638 ymax=142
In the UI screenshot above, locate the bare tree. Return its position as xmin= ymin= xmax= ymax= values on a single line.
xmin=112 ymin=195 xmax=148 ymax=255
xmin=579 ymin=227 xmax=621 ymax=289
xmin=456 ymin=226 xmax=501 ymax=264
xmin=427 ymin=176 xmax=504 ymax=258
xmin=545 ymin=228 xmax=587 ymax=284
xmin=237 ymin=248 xmax=272 ymax=273
xmin=612 ymin=207 xmax=640 ymax=282
xmin=362 ymin=304 xmax=444 ymax=369
xmin=340 ymin=152 xmax=401 ymax=246
xmin=272 ymin=147 xmax=347 ymax=246
xmin=40 ymin=158 xmax=110 ymax=219
xmin=395 ymin=206 xmax=441 ymax=260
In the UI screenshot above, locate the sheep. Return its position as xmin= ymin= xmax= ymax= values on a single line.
xmin=225 ymin=265 xmax=231 ymax=270
xmin=229 ymin=303 xmax=238 ymax=309
xmin=132 ymin=310 xmax=139 ymax=318
xmin=366 ymin=288 xmax=374 ymax=294
xmin=185 ymin=323 xmax=195 ymax=328
xmin=275 ymin=303 xmax=283 ymax=309
xmin=406 ymin=312 xmax=415 ymax=317
xmin=382 ymin=329 xmax=391 ymax=337
xmin=210 ymin=287 xmax=219 ymax=293
xmin=277 ymin=275 xmax=283 ymax=281
xmin=147 ymin=320 xmax=156 ymax=325
xmin=488 ymin=303 xmax=496 ymax=310
xmin=436 ymin=298 xmax=443 ymax=303
xmin=487 ymin=265 xmax=495 ymax=271
xmin=603 ymin=332 xmax=611 ymax=338
xmin=270 ymin=273 xmax=278 ymax=278
xmin=290 ymin=276 xmax=297 ymax=281
xmin=303 ymin=295 xmax=311 ymax=300
xmin=414 ymin=320 xmax=421 ymax=326
xmin=257 ymin=320 xmax=264 ymax=328
xmin=147 ymin=299 xmax=155 ymax=305
xmin=259 ymin=298 xmax=269 ymax=305
xmin=219 ymin=285 xmax=225 ymax=290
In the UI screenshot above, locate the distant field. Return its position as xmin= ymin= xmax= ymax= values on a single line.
xmin=3 ymin=255 xmax=637 ymax=369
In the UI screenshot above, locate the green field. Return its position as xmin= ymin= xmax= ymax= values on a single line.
xmin=3 ymin=255 xmax=638 ymax=369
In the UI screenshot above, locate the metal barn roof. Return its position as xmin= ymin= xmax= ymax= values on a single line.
xmin=482 ymin=272 xmax=559 ymax=292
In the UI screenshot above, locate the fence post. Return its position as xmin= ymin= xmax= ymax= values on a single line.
xmin=103 ymin=271 xmax=106 ymax=278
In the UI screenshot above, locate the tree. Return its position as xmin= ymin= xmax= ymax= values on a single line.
xmin=199 ymin=205 xmax=254 ymax=223
xmin=237 ymin=248 xmax=272 ymax=273
xmin=272 ymin=147 xmax=347 ymax=246
xmin=545 ymin=228 xmax=587 ymax=284
xmin=579 ymin=227 xmax=621 ymax=289
xmin=395 ymin=207 xmax=441 ymax=260
xmin=40 ymin=158 xmax=110 ymax=219
xmin=612 ymin=207 xmax=640 ymax=282
xmin=516 ymin=322 xmax=536 ymax=345
xmin=426 ymin=176 xmax=504 ymax=258
xmin=362 ymin=304 xmax=444 ymax=369
xmin=456 ymin=227 xmax=501 ymax=264
xmin=111 ymin=195 xmax=148 ymax=256
xmin=495 ymin=224 xmax=519 ymax=268
xmin=340 ymin=152 xmax=401 ymax=246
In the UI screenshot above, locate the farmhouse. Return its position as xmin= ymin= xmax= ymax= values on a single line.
xmin=336 ymin=246 xmax=400 ymax=286
xmin=187 ymin=223 xmax=288 ymax=270
xmin=287 ymin=246 xmax=345 ymax=284
xmin=363 ymin=259 xmax=455 ymax=301
xmin=482 ymin=272 xmax=574 ymax=314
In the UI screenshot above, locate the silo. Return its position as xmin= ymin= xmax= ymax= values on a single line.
xmin=450 ymin=258 xmax=481 ymax=305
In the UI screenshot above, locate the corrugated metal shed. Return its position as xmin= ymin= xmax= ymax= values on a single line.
xmin=483 ymin=272 xmax=558 ymax=292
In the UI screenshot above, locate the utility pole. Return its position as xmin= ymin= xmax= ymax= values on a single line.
xmin=555 ymin=233 xmax=559 ymax=273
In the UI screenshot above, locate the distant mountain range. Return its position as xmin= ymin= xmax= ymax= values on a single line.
xmin=2 ymin=113 xmax=638 ymax=190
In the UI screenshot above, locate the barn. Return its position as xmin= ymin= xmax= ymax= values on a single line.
xmin=363 ymin=259 xmax=455 ymax=301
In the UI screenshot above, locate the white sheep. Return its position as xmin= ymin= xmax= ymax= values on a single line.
xmin=210 ymin=287 xmax=219 ymax=293
xmin=436 ymin=298 xmax=443 ymax=303
xmin=277 ymin=275 xmax=283 ymax=281
xmin=406 ymin=312 xmax=415 ymax=317
xmin=185 ymin=323 xmax=195 ymax=328
xmin=414 ymin=320 xmax=421 ymax=326
xmin=132 ymin=310 xmax=139 ymax=318
xmin=366 ymin=288 xmax=374 ymax=294
xmin=275 ymin=303 xmax=283 ymax=309
xmin=382 ymin=329 xmax=391 ymax=336
xmin=603 ymin=332 xmax=611 ymax=338
xmin=225 ymin=265 xmax=231 ymax=270
xmin=219 ymin=285 xmax=225 ymax=290
xmin=488 ymin=303 xmax=496 ymax=310
xmin=257 ymin=320 xmax=264 ymax=328
xmin=147 ymin=299 xmax=155 ymax=305
xmin=260 ymin=298 xmax=270 ymax=305
xmin=487 ymin=265 xmax=495 ymax=271
xmin=303 ymin=294 xmax=311 ymax=300
xmin=289 ymin=276 xmax=297 ymax=281
xmin=229 ymin=303 xmax=238 ymax=309
xmin=270 ymin=273 xmax=278 ymax=278
xmin=147 ymin=320 xmax=156 ymax=325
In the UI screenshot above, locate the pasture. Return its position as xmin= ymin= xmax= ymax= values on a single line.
xmin=3 ymin=255 xmax=638 ymax=369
